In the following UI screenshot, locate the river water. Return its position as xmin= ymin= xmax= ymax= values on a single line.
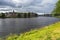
xmin=0 ymin=17 xmax=60 ymax=37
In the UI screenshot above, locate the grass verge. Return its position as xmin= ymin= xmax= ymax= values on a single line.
xmin=1 ymin=21 xmax=60 ymax=40
xmin=54 ymin=16 xmax=60 ymax=18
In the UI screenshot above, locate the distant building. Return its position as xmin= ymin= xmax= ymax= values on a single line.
xmin=5 ymin=10 xmax=18 ymax=17
xmin=1 ymin=10 xmax=38 ymax=18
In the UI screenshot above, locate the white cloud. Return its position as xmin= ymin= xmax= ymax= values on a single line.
xmin=12 ymin=0 xmax=34 ymax=7
xmin=12 ymin=0 xmax=29 ymax=4
xmin=0 ymin=0 xmax=57 ymax=13
xmin=40 ymin=0 xmax=57 ymax=5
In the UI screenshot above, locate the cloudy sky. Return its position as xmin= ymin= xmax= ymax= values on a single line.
xmin=0 ymin=0 xmax=57 ymax=14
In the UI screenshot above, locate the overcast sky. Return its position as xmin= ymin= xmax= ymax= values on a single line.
xmin=0 ymin=0 xmax=57 ymax=14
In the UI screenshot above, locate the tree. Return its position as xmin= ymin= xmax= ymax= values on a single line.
xmin=1 ymin=13 xmax=5 ymax=18
xmin=52 ymin=0 xmax=60 ymax=16
xmin=34 ymin=13 xmax=38 ymax=17
xmin=28 ymin=12 xmax=31 ymax=18
xmin=17 ymin=13 xmax=21 ymax=18
xmin=24 ymin=13 xmax=27 ymax=18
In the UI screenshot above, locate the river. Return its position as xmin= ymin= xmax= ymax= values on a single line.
xmin=0 ymin=17 xmax=60 ymax=37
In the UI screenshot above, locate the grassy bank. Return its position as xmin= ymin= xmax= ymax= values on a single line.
xmin=1 ymin=21 xmax=60 ymax=40
xmin=55 ymin=16 xmax=60 ymax=18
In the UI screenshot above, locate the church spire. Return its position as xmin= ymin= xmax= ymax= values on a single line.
xmin=13 ymin=10 xmax=14 ymax=13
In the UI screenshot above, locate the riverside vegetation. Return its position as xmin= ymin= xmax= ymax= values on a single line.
xmin=0 ymin=11 xmax=38 ymax=18
xmin=0 ymin=0 xmax=60 ymax=40
xmin=52 ymin=0 xmax=60 ymax=17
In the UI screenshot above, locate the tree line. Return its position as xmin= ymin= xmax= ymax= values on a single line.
xmin=0 ymin=12 xmax=38 ymax=18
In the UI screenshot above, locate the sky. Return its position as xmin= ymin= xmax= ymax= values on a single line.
xmin=0 ymin=0 xmax=57 ymax=14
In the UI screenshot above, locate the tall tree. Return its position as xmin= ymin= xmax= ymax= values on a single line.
xmin=28 ymin=12 xmax=31 ymax=18
xmin=1 ymin=13 xmax=5 ymax=18
xmin=17 ymin=13 xmax=21 ymax=18
xmin=52 ymin=0 xmax=60 ymax=16
xmin=24 ymin=13 xmax=27 ymax=18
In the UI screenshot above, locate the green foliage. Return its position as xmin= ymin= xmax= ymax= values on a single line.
xmin=24 ymin=13 xmax=27 ymax=18
xmin=52 ymin=0 xmax=60 ymax=16
xmin=0 ymin=12 xmax=38 ymax=18
xmin=1 ymin=13 xmax=5 ymax=18
xmin=17 ymin=13 xmax=21 ymax=18
xmin=28 ymin=12 xmax=31 ymax=18
xmin=56 ymin=38 xmax=60 ymax=40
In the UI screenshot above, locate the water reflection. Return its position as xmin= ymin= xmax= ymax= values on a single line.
xmin=0 ymin=17 xmax=60 ymax=37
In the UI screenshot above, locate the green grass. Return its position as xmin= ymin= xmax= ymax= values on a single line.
xmin=56 ymin=16 xmax=60 ymax=18
xmin=1 ymin=21 xmax=60 ymax=40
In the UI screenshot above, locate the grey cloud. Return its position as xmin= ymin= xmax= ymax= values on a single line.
xmin=0 ymin=0 xmax=57 ymax=13
xmin=0 ymin=0 xmax=16 ymax=7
